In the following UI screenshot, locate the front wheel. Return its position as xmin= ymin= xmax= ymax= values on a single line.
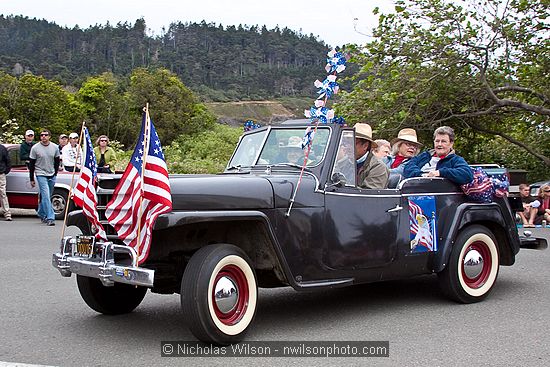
xmin=52 ymin=188 xmax=74 ymax=220
xmin=76 ymin=275 xmax=147 ymax=315
xmin=438 ymin=225 xmax=499 ymax=303
xmin=181 ymin=244 xmax=257 ymax=345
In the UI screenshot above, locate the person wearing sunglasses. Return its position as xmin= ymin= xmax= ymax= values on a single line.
xmin=533 ymin=184 xmax=550 ymax=226
xmin=28 ymin=128 xmax=60 ymax=226
xmin=94 ymin=135 xmax=116 ymax=174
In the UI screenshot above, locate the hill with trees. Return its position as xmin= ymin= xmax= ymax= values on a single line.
xmin=0 ymin=15 xmax=330 ymax=101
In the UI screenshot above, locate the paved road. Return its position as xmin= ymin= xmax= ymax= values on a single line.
xmin=1 ymin=214 xmax=549 ymax=367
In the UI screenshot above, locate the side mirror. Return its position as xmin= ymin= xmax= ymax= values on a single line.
xmin=330 ymin=172 xmax=347 ymax=187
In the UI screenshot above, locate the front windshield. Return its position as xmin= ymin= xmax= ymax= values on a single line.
xmin=228 ymin=127 xmax=330 ymax=168
xmin=229 ymin=130 xmax=268 ymax=167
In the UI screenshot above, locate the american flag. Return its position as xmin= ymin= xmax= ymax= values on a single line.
xmin=105 ymin=111 xmax=172 ymax=264
xmin=72 ymin=127 xmax=107 ymax=240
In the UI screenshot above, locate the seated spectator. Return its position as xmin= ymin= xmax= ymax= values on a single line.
xmin=62 ymin=132 xmax=82 ymax=172
xmin=383 ymin=128 xmax=422 ymax=176
xmin=94 ymin=135 xmax=117 ymax=173
xmin=372 ymin=139 xmax=391 ymax=159
xmin=518 ymin=183 xmax=537 ymax=227
xmin=403 ymin=126 xmax=473 ymax=185
xmin=533 ymin=184 xmax=550 ymax=225
xmin=354 ymin=123 xmax=389 ymax=189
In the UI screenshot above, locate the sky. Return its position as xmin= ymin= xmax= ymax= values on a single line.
xmin=1 ymin=0 xmax=396 ymax=47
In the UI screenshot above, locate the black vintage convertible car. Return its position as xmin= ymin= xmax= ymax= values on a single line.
xmin=52 ymin=121 xmax=546 ymax=345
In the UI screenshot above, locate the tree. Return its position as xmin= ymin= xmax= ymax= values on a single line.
xmin=77 ymin=72 xmax=132 ymax=142
xmin=338 ymin=0 xmax=549 ymax=171
xmin=0 ymin=71 xmax=85 ymax=136
xmin=126 ymin=68 xmax=216 ymax=146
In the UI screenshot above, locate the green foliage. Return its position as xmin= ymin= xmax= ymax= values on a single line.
xmin=0 ymin=71 xmax=86 ymax=138
xmin=0 ymin=118 xmax=22 ymax=143
xmin=164 ymin=124 xmax=242 ymax=174
xmin=127 ymin=68 xmax=215 ymax=145
xmin=337 ymin=0 xmax=550 ymax=178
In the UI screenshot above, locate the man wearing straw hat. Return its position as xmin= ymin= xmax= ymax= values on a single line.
xmin=354 ymin=123 xmax=389 ymax=189
xmin=29 ymin=128 xmax=60 ymax=226
xmin=384 ymin=128 xmax=422 ymax=175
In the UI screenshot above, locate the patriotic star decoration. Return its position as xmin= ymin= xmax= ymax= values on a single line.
xmin=301 ymin=126 xmax=315 ymax=149
xmin=244 ymin=120 xmax=261 ymax=132
xmin=304 ymin=99 xmax=335 ymax=124
xmin=331 ymin=116 xmax=346 ymax=125
xmin=304 ymin=106 xmax=335 ymax=124
xmin=325 ymin=50 xmax=347 ymax=74
xmin=314 ymin=75 xmax=339 ymax=99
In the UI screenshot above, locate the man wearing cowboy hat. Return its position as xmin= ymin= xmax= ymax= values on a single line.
xmin=383 ymin=128 xmax=422 ymax=175
xmin=354 ymin=123 xmax=389 ymax=189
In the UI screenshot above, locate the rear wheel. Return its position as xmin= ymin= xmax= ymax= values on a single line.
xmin=181 ymin=244 xmax=257 ymax=345
xmin=438 ymin=225 xmax=499 ymax=303
xmin=76 ymin=275 xmax=147 ymax=315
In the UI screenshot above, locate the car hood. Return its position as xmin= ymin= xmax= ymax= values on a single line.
xmin=169 ymin=174 xmax=275 ymax=210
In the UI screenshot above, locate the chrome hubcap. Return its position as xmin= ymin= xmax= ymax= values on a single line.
xmin=214 ymin=276 xmax=239 ymax=314
xmin=463 ymin=248 xmax=484 ymax=279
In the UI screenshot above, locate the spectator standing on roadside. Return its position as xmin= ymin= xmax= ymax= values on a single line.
xmin=19 ymin=129 xmax=35 ymax=167
xmin=62 ymin=132 xmax=82 ymax=173
xmin=0 ymin=142 xmax=12 ymax=221
xmin=29 ymin=129 xmax=60 ymax=226
xmin=94 ymin=135 xmax=117 ymax=173
xmin=58 ymin=134 xmax=68 ymax=170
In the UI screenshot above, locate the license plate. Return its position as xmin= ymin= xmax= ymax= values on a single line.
xmin=75 ymin=236 xmax=95 ymax=257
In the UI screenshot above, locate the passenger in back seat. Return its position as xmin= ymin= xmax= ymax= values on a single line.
xmin=403 ymin=126 xmax=473 ymax=185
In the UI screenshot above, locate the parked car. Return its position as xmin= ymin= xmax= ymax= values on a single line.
xmin=3 ymin=143 xmax=77 ymax=219
xmin=52 ymin=122 xmax=547 ymax=345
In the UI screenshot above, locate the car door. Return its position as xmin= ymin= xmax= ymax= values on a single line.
xmin=321 ymin=130 xmax=402 ymax=270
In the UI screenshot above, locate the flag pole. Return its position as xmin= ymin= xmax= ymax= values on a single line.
xmin=136 ymin=104 xmax=151 ymax=262
xmin=60 ymin=121 xmax=86 ymax=241
xmin=285 ymin=88 xmax=331 ymax=217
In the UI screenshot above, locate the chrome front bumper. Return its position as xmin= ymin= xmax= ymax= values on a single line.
xmin=52 ymin=236 xmax=154 ymax=288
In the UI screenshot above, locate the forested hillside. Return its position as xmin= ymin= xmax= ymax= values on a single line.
xmin=0 ymin=15 xmax=330 ymax=101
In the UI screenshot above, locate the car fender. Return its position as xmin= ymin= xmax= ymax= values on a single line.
xmin=54 ymin=182 xmax=72 ymax=191
xmin=154 ymin=210 xmax=295 ymax=287
xmin=434 ymin=202 xmax=519 ymax=272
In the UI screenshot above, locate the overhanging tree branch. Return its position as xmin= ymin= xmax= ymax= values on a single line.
xmin=466 ymin=121 xmax=550 ymax=166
